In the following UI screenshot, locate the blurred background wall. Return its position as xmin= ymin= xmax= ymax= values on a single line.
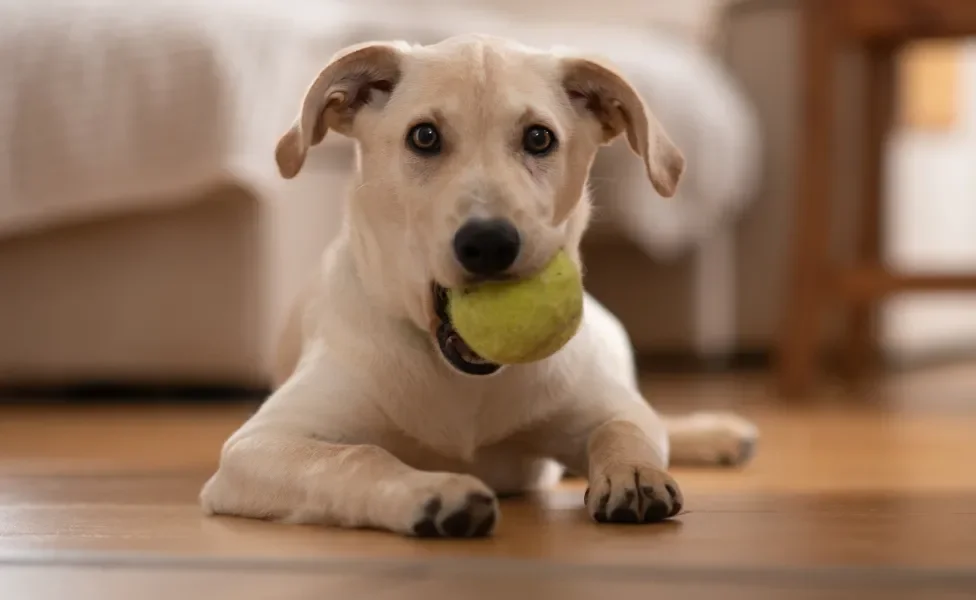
xmin=886 ymin=41 xmax=976 ymax=361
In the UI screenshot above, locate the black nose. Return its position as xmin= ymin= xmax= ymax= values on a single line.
xmin=453 ymin=218 xmax=521 ymax=276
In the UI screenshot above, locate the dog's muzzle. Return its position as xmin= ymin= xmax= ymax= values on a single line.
xmin=432 ymin=284 xmax=502 ymax=376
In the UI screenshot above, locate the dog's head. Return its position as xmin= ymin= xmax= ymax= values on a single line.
xmin=276 ymin=35 xmax=683 ymax=375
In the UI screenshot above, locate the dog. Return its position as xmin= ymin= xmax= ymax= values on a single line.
xmin=200 ymin=34 xmax=758 ymax=538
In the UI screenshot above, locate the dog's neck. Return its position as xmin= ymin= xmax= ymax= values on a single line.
xmin=340 ymin=192 xmax=431 ymax=331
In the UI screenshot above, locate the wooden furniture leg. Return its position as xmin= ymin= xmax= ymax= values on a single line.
xmin=843 ymin=44 xmax=897 ymax=379
xmin=777 ymin=0 xmax=836 ymax=396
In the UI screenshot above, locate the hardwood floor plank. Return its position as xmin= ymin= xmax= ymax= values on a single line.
xmin=1 ymin=562 xmax=974 ymax=600
xmin=0 ymin=476 xmax=973 ymax=568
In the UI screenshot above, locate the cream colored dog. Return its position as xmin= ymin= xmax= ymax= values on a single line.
xmin=200 ymin=35 xmax=757 ymax=538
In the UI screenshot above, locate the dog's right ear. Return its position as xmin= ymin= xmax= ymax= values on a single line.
xmin=275 ymin=42 xmax=406 ymax=179
xmin=559 ymin=54 xmax=684 ymax=198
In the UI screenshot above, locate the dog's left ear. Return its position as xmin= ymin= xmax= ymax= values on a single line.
xmin=560 ymin=56 xmax=685 ymax=197
xmin=275 ymin=41 xmax=406 ymax=179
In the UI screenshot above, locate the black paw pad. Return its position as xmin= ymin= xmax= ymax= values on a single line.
xmin=441 ymin=509 xmax=471 ymax=537
xmin=609 ymin=507 xmax=640 ymax=523
xmin=412 ymin=518 xmax=440 ymax=537
xmin=411 ymin=497 xmax=443 ymax=537
xmin=642 ymin=498 xmax=670 ymax=522
xmin=410 ymin=492 xmax=498 ymax=538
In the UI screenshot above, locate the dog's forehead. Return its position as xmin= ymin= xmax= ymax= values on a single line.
xmin=422 ymin=34 xmax=546 ymax=64
xmin=399 ymin=37 xmax=562 ymax=112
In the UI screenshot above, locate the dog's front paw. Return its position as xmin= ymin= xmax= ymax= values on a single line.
xmin=406 ymin=474 xmax=499 ymax=538
xmin=584 ymin=465 xmax=683 ymax=524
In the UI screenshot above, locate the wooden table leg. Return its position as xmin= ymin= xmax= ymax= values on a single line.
xmin=777 ymin=0 xmax=837 ymax=396
xmin=843 ymin=44 xmax=897 ymax=379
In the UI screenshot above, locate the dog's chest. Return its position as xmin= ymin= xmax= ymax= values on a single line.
xmin=381 ymin=377 xmax=543 ymax=462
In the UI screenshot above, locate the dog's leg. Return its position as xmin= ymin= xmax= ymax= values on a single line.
xmin=664 ymin=412 xmax=758 ymax=467
xmin=200 ymin=357 xmax=498 ymax=538
xmin=580 ymin=295 xmax=757 ymax=468
xmin=201 ymin=432 xmax=498 ymax=537
xmin=582 ymin=417 xmax=683 ymax=524
xmin=532 ymin=380 xmax=684 ymax=524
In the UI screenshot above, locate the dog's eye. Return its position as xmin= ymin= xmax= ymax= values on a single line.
xmin=407 ymin=123 xmax=441 ymax=155
xmin=523 ymin=125 xmax=556 ymax=156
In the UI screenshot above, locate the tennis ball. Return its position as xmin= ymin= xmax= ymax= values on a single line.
xmin=447 ymin=250 xmax=583 ymax=365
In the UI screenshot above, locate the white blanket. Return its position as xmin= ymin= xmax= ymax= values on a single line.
xmin=0 ymin=0 xmax=760 ymax=257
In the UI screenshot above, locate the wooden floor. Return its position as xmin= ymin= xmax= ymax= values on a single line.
xmin=1 ymin=363 xmax=975 ymax=599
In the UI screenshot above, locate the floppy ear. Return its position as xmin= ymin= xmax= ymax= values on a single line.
xmin=275 ymin=42 xmax=406 ymax=179
xmin=560 ymin=56 xmax=685 ymax=197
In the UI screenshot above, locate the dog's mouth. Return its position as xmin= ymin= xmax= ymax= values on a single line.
xmin=432 ymin=284 xmax=502 ymax=377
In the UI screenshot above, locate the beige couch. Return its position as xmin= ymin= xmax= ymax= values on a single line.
xmin=1 ymin=186 xmax=265 ymax=387
xmin=1 ymin=0 xmax=832 ymax=387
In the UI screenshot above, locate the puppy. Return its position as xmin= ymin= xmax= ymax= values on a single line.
xmin=200 ymin=35 xmax=757 ymax=538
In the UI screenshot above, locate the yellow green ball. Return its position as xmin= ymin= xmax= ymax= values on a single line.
xmin=447 ymin=250 xmax=583 ymax=365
